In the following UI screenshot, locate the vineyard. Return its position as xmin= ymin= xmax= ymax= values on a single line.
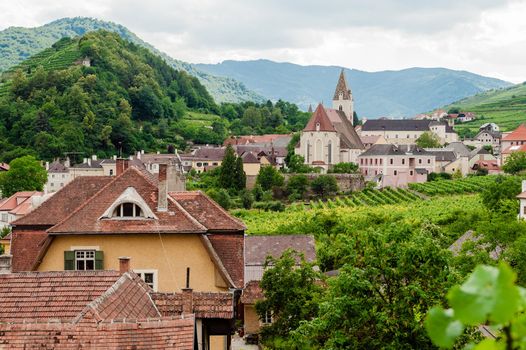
xmin=408 ymin=176 xmax=496 ymax=196
xmin=0 ymin=38 xmax=81 ymax=97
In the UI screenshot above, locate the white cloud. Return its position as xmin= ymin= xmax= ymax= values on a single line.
xmin=0 ymin=0 xmax=525 ymax=83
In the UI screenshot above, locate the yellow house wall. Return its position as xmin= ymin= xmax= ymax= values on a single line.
xmin=1 ymin=240 xmax=10 ymax=255
xmin=244 ymin=304 xmax=261 ymax=334
xmin=243 ymin=163 xmax=261 ymax=176
xmin=37 ymin=233 xmax=228 ymax=293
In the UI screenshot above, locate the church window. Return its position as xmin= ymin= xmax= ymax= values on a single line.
xmin=402 ymin=159 xmax=405 ymax=165
xmin=316 ymin=122 xmax=320 ymax=132
xmin=307 ymin=142 xmax=311 ymax=163
xmin=390 ymin=158 xmax=393 ymax=165
xmin=315 ymin=139 xmax=323 ymax=161
xmin=328 ymin=141 xmax=332 ymax=164
xmin=339 ymin=105 xmax=343 ymax=111
xmin=394 ymin=170 xmax=398 ymax=175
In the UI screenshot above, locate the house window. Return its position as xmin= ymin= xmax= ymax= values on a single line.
xmin=410 ymin=170 xmax=414 ymax=176
xmin=394 ymin=170 xmax=398 ymax=175
xmin=75 ymin=250 xmax=95 ymax=271
xmin=135 ymin=270 xmax=158 ymax=291
xmin=390 ymin=158 xmax=393 ymax=165
xmin=418 ymin=159 xmax=422 ymax=164
xmin=262 ymin=310 xmax=273 ymax=324
xmin=197 ymin=162 xmax=202 ymax=167
xmin=1 ymin=213 xmax=7 ymax=222
xmin=428 ymin=159 xmax=431 ymax=164
xmin=402 ymin=159 xmax=405 ymax=165
xmin=110 ymin=169 xmax=114 ymax=176
xmin=112 ymin=203 xmax=144 ymax=218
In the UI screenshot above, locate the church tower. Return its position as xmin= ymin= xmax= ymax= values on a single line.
xmin=332 ymin=69 xmax=354 ymax=124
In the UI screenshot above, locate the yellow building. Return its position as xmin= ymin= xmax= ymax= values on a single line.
xmin=11 ymin=162 xmax=245 ymax=350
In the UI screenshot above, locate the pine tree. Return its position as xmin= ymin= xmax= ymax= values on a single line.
xmin=234 ymin=156 xmax=246 ymax=190
xmin=219 ymin=145 xmax=237 ymax=189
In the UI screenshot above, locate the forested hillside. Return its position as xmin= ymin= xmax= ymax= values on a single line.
xmin=0 ymin=17 xmax=263 ymax=103
xmin=447 ymin=82 xmax=526 ymax=135
xmin=0 ymin=31 xmax=310 ymax=162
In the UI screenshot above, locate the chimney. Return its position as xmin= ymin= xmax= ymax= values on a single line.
xmin=92 ymin=155 xmax=97 ymax=161
xmin=65 ymin=157 xmax=71 ymax=168
xmin=137 ymin=151 xmax=141 ymax=160
xmin=83 ymin=157 xmax=88 ymax=164
xmin=158 ymin=164 xmax=168 ymax=211
xmin=45 ymin=161 xmax=49 ymax=170
xmin=87 ymin=158 xmax=91 ymax=166
xmin=116 ymin=158 xmax=129 ymax=176
xmin=182 ymin=267 xmax=193 ymax=313
xmin=0 ymin=255 xmax=12 ymax=274
xmin=119 ymin=256 xmax=130 ymax=275
xmin=522 ymin=180 xmax=526 ymax=193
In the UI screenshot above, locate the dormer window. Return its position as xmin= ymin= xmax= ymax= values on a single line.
xmin=316 ymin=122 xmax=320 ymax=131
xmin=112 ymin=203 xmax=144 ymax=218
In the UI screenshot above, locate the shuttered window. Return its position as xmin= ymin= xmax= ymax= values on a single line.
xmin=64 ymin=250 xmax=103 ymax=270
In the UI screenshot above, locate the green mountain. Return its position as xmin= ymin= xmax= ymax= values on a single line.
xmin=0 ymin=30 xmax=218 ymax=162
xmin=446 ymin=82 xmax=526 ymax=135
xmin=0 ymin=17 xmax=264 ymax=103
xmin=196 ymin=59 xmax=512 ymax=118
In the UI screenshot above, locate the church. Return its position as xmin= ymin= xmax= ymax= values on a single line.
xmin=295 ymin=70 xmax=364 ymax=172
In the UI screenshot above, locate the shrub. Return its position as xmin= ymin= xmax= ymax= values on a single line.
xmin=256 ymin=165 xmax=284 ymax=191
xmin=286 ymin=175 xmax=309 ymax=198
xmin=311 ymin=175 xmax=338 ymax=198
xmin=206 ymin=188 xmax=231 ymax=210
xmin=328 ymin=162 xmax=359 ymax=173
xmin=240 ymin=190 xmax=254 ymax=209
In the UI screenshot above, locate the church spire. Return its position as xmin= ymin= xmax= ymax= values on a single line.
xmin=333 ymin=68 xmax=351 ymax=100
xmin=308 ymin=104 xmax=313 ymax=113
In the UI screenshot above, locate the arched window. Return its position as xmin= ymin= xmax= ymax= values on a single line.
xmin=339 ymin=105 xmax=343 ymax=111
xmin=112 ymin=203 xmax=144 ymax=218
xmin=327 ymin=141 xmax=332 ymax=164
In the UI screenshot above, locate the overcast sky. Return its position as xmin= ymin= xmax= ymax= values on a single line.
xmin=1 ymin=0 xmax=525 ymax=83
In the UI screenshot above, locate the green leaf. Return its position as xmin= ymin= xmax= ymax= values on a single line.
xmin=492 ymin=263 xmax=520 ymax=324
xmin=449 ymin=265 xmax=499 ymax=325
xmin=425 ymin=307 xmax=464 ymax=348
xmin=472 ymin=338 xmax=503 ymax=350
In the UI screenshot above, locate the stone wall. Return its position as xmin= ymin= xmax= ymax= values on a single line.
xmin=246 ymin=173 xmax=365 ymax=192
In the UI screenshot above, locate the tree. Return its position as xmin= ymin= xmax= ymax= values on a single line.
xmin=502 ymin=151 xmax=526 ymax=174
xmin=234 ymin=156 xmax=246 ymax=191
xmin=426 ymin=262 xmax=522 ymax=350
xmin=206 ymin=188 xmax=231 ymax=209
xmin=218 ymin=145 xmax=237 ymax=190
xmin=286 ymin=174 xmax=309 ymax=198
xmin=416 ymin=131 xmax=441 ymax=148
xmin=256 ymin=165 xmax=284 ymax=191
xmin=481 ymin=175 xmax=521 ymax=212
xmin=310 ymin=175 xmax=338 ymax=197
xmin=328 ymin=162 xmax=359 ymax=173
xmin=256 ymin=250 xmax=322 ymax=348
xmin=0 ymin=156 xmax=47 ymax=197
xmin=239 ymin=189 xmax=254 ymax=209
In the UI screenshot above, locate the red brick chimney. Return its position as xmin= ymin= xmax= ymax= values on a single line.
xmin=116 ymin=158 xmax=129 ymax=176
xmin=182 ymin=288 xmax=193 ymax=314
xmin=119 ymin=257 xmax=130 ymax=275
xmin=158 ymin=163 xmax=168 ymax=211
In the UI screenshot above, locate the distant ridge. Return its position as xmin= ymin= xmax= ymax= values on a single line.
xmin=196 ymin=59 xmax=512 ymax=118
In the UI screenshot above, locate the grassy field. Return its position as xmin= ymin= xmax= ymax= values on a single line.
xmin=448 ymin=82 xmax=526 ymax=134
xmin=182 ymin=111 xmax=223 ymax=126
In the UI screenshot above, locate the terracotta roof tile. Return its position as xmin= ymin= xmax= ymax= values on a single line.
xmin=0 ymin=316 xmax=195 ymax=349
xmin=207 ymin=234 xmax=244 ymax=288
xmin=333 ymin=69 xmax=352 ymax=100
xmin=245 ymin=235 xmax=316 ymax=265
xmin=151 ymin=292 xmax=234 ymax=319
xmin=241 ymin=280 xmax=263 ymax=304
xmin=0 ymin=270 xmax=121 ymax=322
xmin=0 ymin=192 xmax=41 ymax=212
xmin=303 ymin=104 xmax=336 ymax=132
xmin=503 ymin=124 xmax=526 ymax=141
xmin=13 ymin=177 xmax=112 ymax=226
xmin=10 ymin=230 xmax=50 ymax=272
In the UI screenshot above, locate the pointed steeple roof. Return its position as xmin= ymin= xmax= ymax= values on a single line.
xmin=333 ymin=69 xmax=352 ymax=100
xmin=307 ymin=104 xmax=313 ymax=113
xmin=303 ymin=104 xmax=336 ymax=132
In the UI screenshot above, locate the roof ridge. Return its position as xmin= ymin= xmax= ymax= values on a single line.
xmin=167 ymin=195 xmax=207 ymax=232
xmin=47 ymin=167 xmax=153 ymax=234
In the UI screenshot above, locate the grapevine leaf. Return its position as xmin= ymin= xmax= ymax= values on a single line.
xmin=425 ymin=307 xmax=464 ymax=349
xmin=448 ymin=265 xmax=498 ymax=325
xmin=492 ymin=263 xmax=520 ymax=324
xmin=472 ymin=338 xmax=504 ymax=350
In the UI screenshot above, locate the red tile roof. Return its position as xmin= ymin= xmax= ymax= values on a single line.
xmin=245 ymin=235 xmax=316 ymax=266
xmin=472 ymin=160 xmax=500 ymax=171
xmin=0 ymin=270 xmax=122 ymax=322
xmin=207 ymin=234 xmax=245 ymax=288
xmin=241 ymin=280 xmax=263 ymax=304
xmin=151 ymin=292 xmax=234 ymax=319
xmin=0 ymin=316 xmax=195 ymax=350
xmin=333 ymin=69 xmax=352 ymax=100
xmin=10 ymin=230 xmax=50 ymax=272
xmin=502 ymin=144 xmax=526 ymax=154
xmin=12 ymin=177 xmax=112 ymax=226
xmin=0 ymin=191 xmax=42 ymax=212
xmin=224 ymin=134 xmax=290 ymax=146
xmin=303 ymin=104 xmax=336 ymax=132
xmin=503 ymin=124 xmax=526 ymax=141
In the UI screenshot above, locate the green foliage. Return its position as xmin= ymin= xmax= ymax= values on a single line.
xmin=0 ymin=226 xmax=10 ymax=239
xmin=416 ymin=131 xmax=442 ymax=148
xmin=426 ymin=262 xmax=526 ymax=349
xmin=206 ymin=188 xmax=231 ymax=210
xmin=480 ymin=175 xmax=521 ymax=212
xmin=328 ymin=162 xmax=359 ymax=174
xmin=256 ymin=165 xmax=284 ymax=191
xmin=256 ymin=250 xmax=322 ymax=348
xmin=0 ymin=156 xmax=47 ymax=197
xmin=428 ymin=172 xmax=453 ymax=181
xmin=239 ymin=189 xmax=254 ymax=209
xmin=410 ymin=175 xmax=497 ymax=196
xmin=218 ymin=145 xmax=237 ymax=190
xmin=310 ymin=175 xmax=338 ymax=198
xmin=234 ymin=156 xmax=246 ymax=190
xmin=286 ymin=175 xmax=309 ymax=199
xmin=503 ymin=151 xmax=526 ymax=174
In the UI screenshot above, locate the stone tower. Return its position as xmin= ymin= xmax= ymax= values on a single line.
xmin=332 ymin=69 xmax=354 ymax=124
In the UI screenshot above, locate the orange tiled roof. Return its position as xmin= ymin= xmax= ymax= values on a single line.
xmin=0 ymin=316 xmax=195 ymax=350
xmin=503 ymin=124 xmax=526 ymax=141
xmin=303 ymin=104 xmax=336 ymax=132
xmin=241 ymin=280 xmax=263 ymax=304
xmin=0 ymin=191 xmax=41 ymax=212
xmin=502 ymin=144 xmax=526 ymax=154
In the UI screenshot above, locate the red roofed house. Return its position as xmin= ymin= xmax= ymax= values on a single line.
xmin=9 ymin=160 xmax=245 ymax=350
xmin=0 ymin=191 xmax=45 ymax=230
xmin=295 ymin=70 xmax=364 ymax=172
xmin=0 ymin=261 xmax=197 ymax=349
xmin=501 ymin=124 xmax=526 ymax=163
xmin=241 ymin=235 xmax=316 ymax=336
